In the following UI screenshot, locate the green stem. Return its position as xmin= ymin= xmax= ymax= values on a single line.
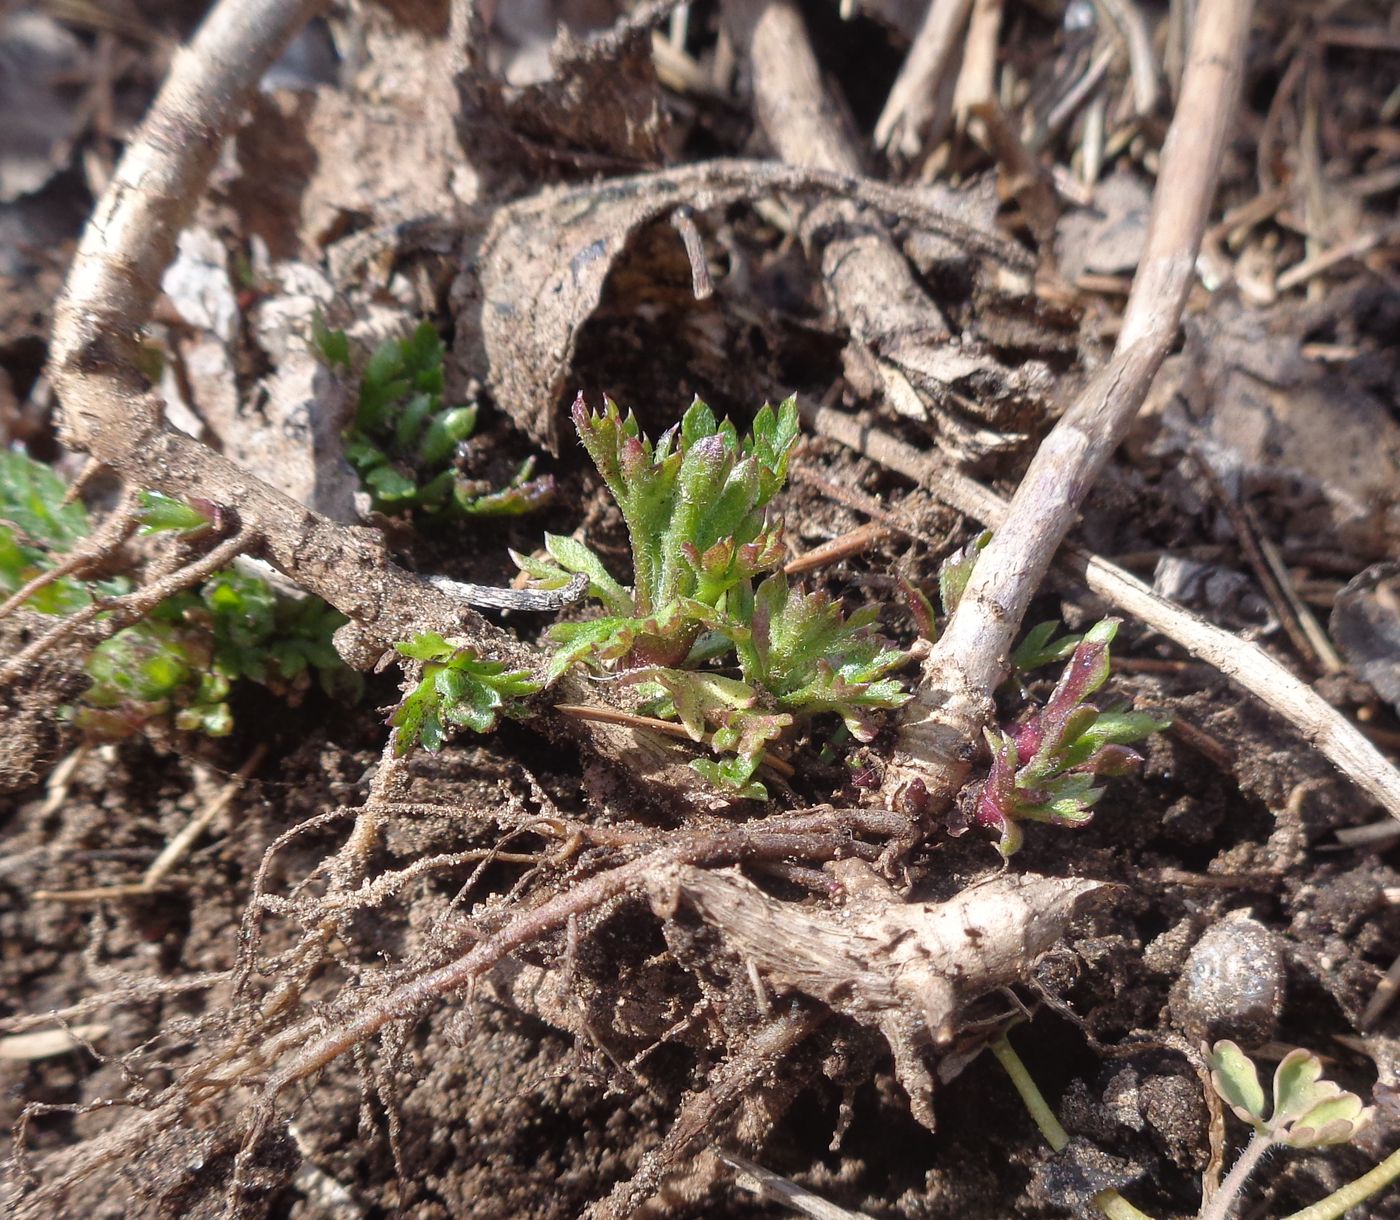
xmin=1281 ymin=1144 xmax=1400 ymax=1220
xmin=989 ymin=1033 xmax=1156 ymax=1220
xmin=1200 ymin=1130 xmax=1271 ymax=1220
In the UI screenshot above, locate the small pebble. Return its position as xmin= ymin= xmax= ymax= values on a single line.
xmin=1170 ymin=911 xmax=1286 ymax=1043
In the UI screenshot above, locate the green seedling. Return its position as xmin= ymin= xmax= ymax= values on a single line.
xmin=317 ymin=318 xmax=555 ymax=519
xmin=136 ymin=490 xmax=218 ymax=537
xmin=1202 ymin=1040 xmax=1385 ymax=1220
xmin=0 ymin=451 xmax=358 ymax=739
xmin=975 ymin=618 xmax=1169 ymax=856
xmin=514 ymin=394 xmax=909 ymax=798
xmin=388 ymin=631 xmax=539 ymax=755
xmin=993 ymin=1029 xmax=1399 ymax=1220
xmin=937 ymin=529 xmax=991 ymax=617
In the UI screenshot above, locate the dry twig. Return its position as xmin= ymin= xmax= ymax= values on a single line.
xmin=0 ymin=489 xmax=139 ymax=623
xmin=880 ymin=0 xmax=1256 ymax=813
xmin=807 ymin=406 xmax=1400 ymax=826
xmin=720 ymin=1149 xmax=874 ymax=1220
xmin=874 ymin=0 xmax=975 ymax=158
xmin=0 ymin=529 xmax=256 ymax=686
xmin=721 ymin=0 xmax=953 ymax=389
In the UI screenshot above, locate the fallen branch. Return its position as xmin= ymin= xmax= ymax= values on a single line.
xmin=881 ymin=0 xmax=1256 ymax=813
xmin=874 ymin=0 xmax=975 ymax=158
xmin=807 ymin=405 xmax=1400 ymax=825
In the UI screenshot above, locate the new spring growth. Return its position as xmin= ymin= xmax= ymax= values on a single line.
xmin=316 ymin=317 xmax=555 ymax=519
xmin=514 ymin=394 xmax=910 ymax=798
xmin=389 ymin=632 xmax=539 ymax=756
xmin=0 ymin=452 xmax=357 ymax=739
xmin=1202 ymin=1040 xmax=1381 ymax=1220
xmin=974 ymin=619 xmax=1168 ymax=856
xmin=1209 ymin=1041 xmax=1374 ymax=1150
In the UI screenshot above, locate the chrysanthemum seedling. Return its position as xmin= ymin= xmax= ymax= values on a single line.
xmin=317 ymin=318 xmax=554 ymax=519
xmin=388 ymin=632 xmax=539 ymax=755
xmin=0 ymin=452 xmax=358 ymax=739
xmin=973 ymin=619 xmax=1168 ymax=856
xmin=513 ymin=394 xmax=910 ymax=798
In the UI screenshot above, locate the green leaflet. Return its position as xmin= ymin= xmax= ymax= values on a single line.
xmin=0 ymin=450 xmax=359 ymax=740
xmin=389 ymin=633 xmax=539 ymax=754
xmin=318 ymin=319 xmax=555 ymax=520
xmin=973 ymin=619 xmax=1170 ymax=856
xmin=1209 ymin=1041 xmax=1374 ymax=1149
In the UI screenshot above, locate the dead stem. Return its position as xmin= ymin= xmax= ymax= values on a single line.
xmin=783 ymin=523 xmax=893 ymax=576
xmin=721 ymin=0 xmax=957 ymax=419
xmin=720 ymin=1148 xmax=874 ymax=1219
xmin=880 ymin=0 xmax=1256 ymax=814
xmin=806 ymin=405 xmax=1400 ymax=825
xmin=874 ymin=0 xmax=975 ymax=158
xmin=556 ymin=703 xmax=800 ymax=780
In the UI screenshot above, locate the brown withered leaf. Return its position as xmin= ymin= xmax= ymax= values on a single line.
xmin=1332 ymin=563 xmax=1400 ymax=716
xmin=455 ymin=0 xmax=676 ymax=195
xmin=461 ymin=158 xmax=1030 ymax=450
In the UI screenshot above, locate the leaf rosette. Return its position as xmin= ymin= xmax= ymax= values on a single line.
xmin=513 ymin=394 xmax=910 ymax=797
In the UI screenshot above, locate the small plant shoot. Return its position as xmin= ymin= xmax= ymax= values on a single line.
xmin=318 ymin=318 xmax=555 ymax=519
xmin=136 ymin=490 xmax=218 ymax=537
xmin=389 ymin=632 xmax=539 ymax=755
xmin=1209 ymin=1041 xmax=1374 ymax=1150
xmin=514 ymin=394 xmax=909 ymax=798
xmin=0 ymin=452 xmax=358 ymax=739
xmin=1199 ymin=1040 xmax=1387 ymax=1220
xmin=974 ymin=618 xmax=1168 ymax=855
xmin=994 ymin=1031 xmax=1397 ymax=1220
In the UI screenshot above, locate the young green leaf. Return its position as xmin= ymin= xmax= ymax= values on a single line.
xmin=136 ymin=491 xmax=216 ymax=537
xmin=937 ymin=530 xmax=991 ymax=617
xmin=1270 ymin=1048 xmax=1374 ymax=1148
xmin=311 ymin=313 xmax=351 ymax=368
xmin=973 ymin=618 xmax=1167 ymax=855
xmin=1010 ymin=620 xmax=1082 ymax=672
xmin=1209 ymin=1041 xmax=1375 ymax=1150
xmin=330 ymin=321 xmax=553 ymax=521
xmin=0 ymin=448 xmax=90 ymax=550
xmin=1209 ymin=1040 xmax=1269 ymax=1127
xmin=517 ymin=397 xmax=908 ymax=799
xmin=390 ymin=636 xmax=540 ymax=755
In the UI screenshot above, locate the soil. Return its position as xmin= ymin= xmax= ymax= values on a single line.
xmin=3 ymin=2 xmax=1400 ymax=1218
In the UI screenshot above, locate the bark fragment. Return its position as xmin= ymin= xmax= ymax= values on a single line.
xmin=647 ymin=861 xmax=1107 ymax=1128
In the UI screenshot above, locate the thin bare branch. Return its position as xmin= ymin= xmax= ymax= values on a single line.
xmin=874 ymin=0 xmax=976 ymax=157
xmin=881 ymin=0 xmax=1256 ymax=812
xmin=807 ymin=405 xmax=1400 ymax=826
